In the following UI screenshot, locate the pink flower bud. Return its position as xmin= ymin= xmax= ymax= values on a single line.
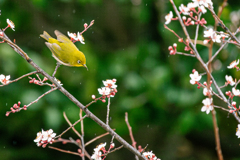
xmin=178 ymin=38 xmax=183 ymax=42
xmin=18 ymin=101 xmax=21 ymax=106
xmin=78 ymin=149 xmax=82 ymax=154
xmin=92 ymin=95 xmax=96 ymax=99
xmin=110 ymin=143 xmax=115 ymax=149
xmin=84 ymin=23 xmax=88 ymax=28
xmin=168 ymin=46 xmax=173 ymax=51
xmin=102 ymin=99 xmax=106 ymax=103
xmin=5 ymin=112 xmax=10 ymax=116
xmin=43 ymin=77 xmax=48 ymax=82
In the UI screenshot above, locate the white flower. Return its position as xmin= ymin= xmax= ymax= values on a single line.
xmin=187 ymin=2 xmax=198 ymax=9
xmin=190 ymin=71 xmax=202 ymax=84
xmin=228 ymin=60 xmax=239 ymax=69
xmin=179 ymin=4 xmax=190 ymax=15
xmin=201 ymin=98 xmax=213 ymax=114
xmin=165 ymin=11 xmax=173 ymax=25
xmin=203 ymin=87 xmax=212 ymax=96
xmin=91 ymin=143 xmax=106 ymax=160
xmin=225 ymin=75 xmax=236 ymax=86
xmin=34 ymin=129 xmax=56 ymax=147
xmin=7 ymin=19 xmax=15 ymax=31
xmin=219 ymin=31 xmax=229 ymax=39
xmin=95 ymin=143 xmax=106 ymax=152
xmin=91 ymin=151 xmax=102 ymax=160
xmin=98 ymin=87 xmax=111 ymax=96
xmin=204 ymin=28 xmax=214 ymax=38
xmin=77 ymin=32 xmax=85 ymax=44
xmin=232 ymin=88 xmax=240 ymax=96
xmin=0 ymin=74 xmax=10 ymax=85
xmin=142 ymin=151 xmax=159 ymax=160
xmin=103 ymin=79 xmax=117 ymax=89
xmin=198 ymin=5 xmax=207 ymax=14
xmin=67 ymin=31 xmax=78 ymax=40
xmin=199 ymin=0 xmax=213 ymax=8
xmin=211 ymin=32 xmax=221 ymax=43
xmin=236 ymin=124 xmax=240 ymax=138
xmin=193 ymin=0 xmax=213 ymax=8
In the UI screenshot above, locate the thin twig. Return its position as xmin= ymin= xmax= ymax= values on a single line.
xmin=56 ymin=115 xmax=88 ymax=139
xmin=194 ymin=13 xmax=202 ymax=46
xmin=26 ymin=87 xmax=58 ymax=108
xmin=49 ymin=146 xmax=80 ymax=156
xmin=106 ymin=98 xmax=111 ymax=126
xmin=125 ymin=112 xmax=139 ymax=160
xmin=63 ymin=112 xmax=82 ymax=138
xmin=85 ymin=130 xmax=114 ymax=146
xmin=0 ymin=71 xmax=38 ymax=87
xmin=103 ymin=145 xmax=124 ymax=156
xmin=80 ymin=109 xmax=85 ymax=160
xmin=52 ymin=62 xmax=61 ymax=77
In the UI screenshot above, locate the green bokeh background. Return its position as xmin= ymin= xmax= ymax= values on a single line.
xmin=0 ymin=0 xmax=240 ymax=159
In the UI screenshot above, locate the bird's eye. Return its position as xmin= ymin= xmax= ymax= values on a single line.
xmin=77 ymin=60 xmax=81 ymax=64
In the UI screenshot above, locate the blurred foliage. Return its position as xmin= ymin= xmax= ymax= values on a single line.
xmin=1 ymin=0 xmax=240 ymax=160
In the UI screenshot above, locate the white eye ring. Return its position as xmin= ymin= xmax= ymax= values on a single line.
xmin=77 ymin=60 xmax=81 ymax=64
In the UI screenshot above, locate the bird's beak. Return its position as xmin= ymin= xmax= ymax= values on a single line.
xmin=83 ymin=64 xmax=88 ymax=71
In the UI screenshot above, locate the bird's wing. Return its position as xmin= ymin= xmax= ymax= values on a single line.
xmin=54 ymin=30 xmax=72 ymax=43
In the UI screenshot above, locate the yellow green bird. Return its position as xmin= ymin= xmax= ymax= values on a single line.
xmin=40 ymin=30 xmax=88 ymax=70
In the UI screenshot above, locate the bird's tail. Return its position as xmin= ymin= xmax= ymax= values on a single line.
xmin=40 ymin=31 xmax=52 ymax=41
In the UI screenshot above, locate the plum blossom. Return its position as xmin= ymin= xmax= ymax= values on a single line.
xmin=98 ymin=87 xmax=111 ymax=96
xmin=225 ymin=75 xmax=236 ymax=86
xmin=236 ymin=124 xmax=240 ymax=138
xmin=165 ymin=11 xmax=173 ymax=25
xmin=203 ymin=87 xmax=212 ymax=96
xmin=232 ymin=88 xmax=240 ymax=96
xmin=190 ymin=71 xmax=202 ymax=84
xmin=67 ymin=31 xmax=78 ymax=41
xmin=7 ymin=19 xmax=15 ymax=31
xmin=77 ymin=32 xmax=85 ymax=44
xmin=91 ymin=143 xmax=107 ymax=160
xmin=143 ymin=151 xmax=161 ymax=160
xmin=0 ymin=74 xmax=10 ymax=85
xmin=34 ymin=129 xmax=56 ymax=147
xmin=227 ymin=59 xmax=239 ymax=69
xmin=179 ymin=4 xmax=190 ymax=15
xmin=204 ymin=28 xmax=215 ymax=38
xmin=201 ymin=98 xmax=213 ymax=114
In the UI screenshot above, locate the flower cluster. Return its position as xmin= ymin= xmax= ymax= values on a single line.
xmin=168 ymin=43 xmax=177 ymax=55
xmin=165 ymin=0 xmax=213 ymax=25
xmin=92 ymin=79 xmax=117 ymax=103
xmin=203 ymin=29 xmax=229 ymax=44
xmin=67 ymin=31 xmax=85 ymax=44
xmin=142 ymin=151 xmax=161 ymax=160
xmin=5 ymin=101 xmax=27 ymax=116
xmin=34 ymin=129 xmax=56 ymax=148
xmin=91 ymin=142 xmax=115 ymax=160
xmin=67 ymin=20 xmax=94 ymax=44
xmin=0 ymin=74 xmax=10 ymax=85
xmin=91 ymin=143 xmax=107 ymax=160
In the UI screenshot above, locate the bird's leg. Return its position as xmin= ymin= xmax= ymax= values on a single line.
xmin=52 ymin=62 xmax=61 ymax=77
